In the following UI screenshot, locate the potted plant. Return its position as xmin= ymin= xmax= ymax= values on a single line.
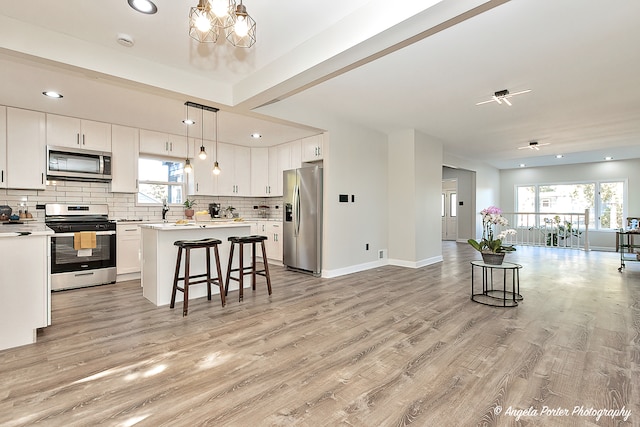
xmin=467 ymin=206 xmax=517 ymax=265
xmin=224 ymin=205 xmax=236 ymax=219
xmin=183 ymin=198 xmax=196 ymax=219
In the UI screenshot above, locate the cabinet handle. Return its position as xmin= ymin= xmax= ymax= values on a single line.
xmin=165 ymin=141 xmax=169 ymax=151
xmin=125 ymin=228 xmax=137 ymax=232
xmin=77 ymin=133 xmax=80 ymax=145
xmin=196 ymin=183 xmax=199 ymax=192
xmin=1 ymin=170 xmax=3 ymax=183
xmin=82 ymin=134 xmax=86 ymax=145
xmin=42 ymin=173 xmax=44 ymax=184
xmin=170 ymin=142 xmax=173 ymax=152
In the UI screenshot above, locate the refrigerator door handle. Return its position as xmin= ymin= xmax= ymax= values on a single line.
xmin=294 ymin=184 xmax=301 ymax=236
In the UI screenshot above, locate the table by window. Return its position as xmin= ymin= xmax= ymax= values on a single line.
xmin=470 ymin=260 xmax=523 ymax=307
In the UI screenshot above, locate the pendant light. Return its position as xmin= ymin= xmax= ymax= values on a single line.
xmin=213 ymin=109 xmax=221 ymax=175
xmin=184 ymin=103 xmax=193 ymax=174
xmin=226 ymin=0 xmax=256 ymax=48
xmin=198 ymin=107 xmax=207 ymax=160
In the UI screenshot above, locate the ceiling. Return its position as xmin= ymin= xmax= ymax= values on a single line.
xmin=1 ymin=0 xmax=639 ymax=169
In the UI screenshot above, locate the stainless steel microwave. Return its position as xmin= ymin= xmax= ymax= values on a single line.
xmin=47 ymin=146 xmax=112 ymax=182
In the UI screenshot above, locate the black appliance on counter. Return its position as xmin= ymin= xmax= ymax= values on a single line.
xmin=209 ymin=203 xmax=221 ymax=218
xmin=45 ymin=203 xmax=116 ymax=291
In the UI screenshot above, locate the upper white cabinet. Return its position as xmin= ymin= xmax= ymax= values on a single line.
xmin=0 ymin=106 xmax=6 ymax=188
xmin=216 ymin=142 xmax=250 ymax=196
xmin=139 ymin=129 xmax=187 ymax=158
xmin=290 ymin=139 xmax=302 ymax=170
xmin=6 ymin=107 xmax=46 ymax=190
xmin=301 ymin=134 xmax=323 ymax=162
xmin=250 ymin=147 xmax=270 ymax=196
xmin=268 ymin=143 xmax=293 ymax=197
xmin=187 ymin=138 xmax=216 ymax=196
xmin=110 ymin=125 xmax=139 ymax=193
xmin=46 ymin=114 xmax=112 ymax=152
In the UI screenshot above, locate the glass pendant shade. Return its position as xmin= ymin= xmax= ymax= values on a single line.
xmin=213 ymin=161 xmax=221 ymax=175
xmin=199 ymin=146 xmax=207 ymax=160
xmin=226 ymin=2 xmax=256 ymax=48
xmin=184 ymin=158 xmax=193 ymax=173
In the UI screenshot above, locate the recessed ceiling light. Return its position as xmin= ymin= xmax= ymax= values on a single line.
xmin=127 ymin=0 xmax=157 ymax=14
xmin=250 ymin=133 xmax=262 ymax=139
xmin=519 ymin=163 xmax=526 ymax=168
xmin=605 ymin=156 xmax=613 ymax=161
xmin=183 ymin=119 xmax=195 ymax=125
xmin=555 ymin=154 xmax=564 ymax=159
xmin=42 ymin=91 xmax=63 ymax=98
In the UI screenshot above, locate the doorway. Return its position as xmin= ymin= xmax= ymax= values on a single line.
xmin=442 ymin=179 xmax=457 ymax=241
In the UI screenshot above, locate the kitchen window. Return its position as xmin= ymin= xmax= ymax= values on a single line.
xmin=137 ymin=156 xmax=185 ymax=205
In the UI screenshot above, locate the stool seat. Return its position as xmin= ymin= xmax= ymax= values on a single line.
xmin=225 ymin=235 xmax=272 ymax=302
xmin=175 ymin=238 xmax=223 ymax=248
xmin=170 ymin=238 xmax=225 ymax=316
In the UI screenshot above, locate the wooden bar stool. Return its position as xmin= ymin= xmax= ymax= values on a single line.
xmin=225 ymin=235 xmax=272 ymax=302
xmin=170 ymin=238 xmax=226 ymax=316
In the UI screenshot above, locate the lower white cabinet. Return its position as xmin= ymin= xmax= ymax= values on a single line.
xmin=252 ymin=220 xmax=283 ymax=261
xmin=117 ymin=224 xmax=141 ymax=276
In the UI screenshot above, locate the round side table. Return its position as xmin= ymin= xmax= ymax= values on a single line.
xmin=470 ymin=260 xmax=523 ymax=307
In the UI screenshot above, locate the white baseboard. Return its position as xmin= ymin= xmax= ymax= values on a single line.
xmin=322 ymin=259 xmax=388 ymax=278
xmin=389 ymin=255 xmax=443 ymax=269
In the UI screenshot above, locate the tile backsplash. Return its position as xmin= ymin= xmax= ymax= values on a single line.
xmin=0 ymin=181 xmax=283 ymax=222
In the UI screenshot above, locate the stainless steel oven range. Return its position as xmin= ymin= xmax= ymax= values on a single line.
xmin=45 ymin=204 xmax=116 ymax=291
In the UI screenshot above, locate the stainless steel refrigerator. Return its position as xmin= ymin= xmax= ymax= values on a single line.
xmin=283 ymin=166 xmax=323 ymax=276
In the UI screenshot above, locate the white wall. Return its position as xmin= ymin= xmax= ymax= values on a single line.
xmin=443 ymin=152 xmax=500 ymax=240
xmin=500 ymin=159 xmax=640 ymax=250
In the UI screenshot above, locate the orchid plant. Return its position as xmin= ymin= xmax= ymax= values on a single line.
xmin=468 ymin=206 xmax=517 ymax=254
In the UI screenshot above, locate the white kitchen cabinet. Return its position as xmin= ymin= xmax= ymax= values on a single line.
xmin=217 ymin=142 xmax=250 ymax=196
xmin=301 ymin=134 xmax=323 ymax=162
xmin=0 ymin=106 xmax=6 ymax=188
xmin=46 ymin=114 xmax=112 ymax=152
xmin=289 ymin=139 xmax=302 ymax=170
xmin=117 ymin=223 xmax=142 ymax=276
xmin=6 ymin=107 xmax=46 ymax=190
xmin=251 ymin=147 xmax=270 ymax=196
xmin=110 ymin=125 xmax=139 ymax=193
xmin=187 ymin=138 xmax=216 ymax=195
xmin=254 ymin=220 xmax=283 ymax=261
xmin=0 ymin=234 xmax=49 ymax=350
xmin=139 ymin=129 xmax=187 ymax=158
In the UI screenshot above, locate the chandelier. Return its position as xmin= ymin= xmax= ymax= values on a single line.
xmin=189 ymin=0 xmax=256 ymax=48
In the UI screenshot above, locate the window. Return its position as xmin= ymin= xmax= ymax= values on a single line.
xmin=138 ymin=156 xmax=185 ymax=205
xmin=599 ymin=181 xmax=624 ymax=229
xmin=450 ymin=193 xmax=457 ymax=217
xmin=441 ymin=193 xmax=445 ymax=217
xmin=515 ymin=181 xmax=625 ymax=230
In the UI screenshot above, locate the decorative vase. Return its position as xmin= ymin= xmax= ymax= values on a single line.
xmin=184 ymin=208 xmax=194 ymax=219
xmin=482 ymin=252 xmax=505 ymax=265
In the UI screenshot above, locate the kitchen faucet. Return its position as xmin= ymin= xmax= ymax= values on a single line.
xmin=162 ymin=199 xmax=170 ymax=222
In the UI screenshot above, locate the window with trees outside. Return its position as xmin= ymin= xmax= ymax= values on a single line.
xmin=516 ymin=181 xmax=625 ymax=230
xmin=137 ymin=156 xmax=185 ymax=205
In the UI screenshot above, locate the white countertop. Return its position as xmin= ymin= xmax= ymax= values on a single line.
xmin=0 ymin=222 xmax=53 ymax=238
xmin=141 ymin=221 xmax=251 ymax=230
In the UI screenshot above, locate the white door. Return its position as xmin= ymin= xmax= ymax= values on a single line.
xmin=442 ymin=180 xmax=457 ymax=241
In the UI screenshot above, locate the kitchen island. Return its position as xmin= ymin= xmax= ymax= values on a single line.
xmin=0 ymin=222 xmax=53 ymax=350
xmin=141 ymin=221 xmax=252 ymax=306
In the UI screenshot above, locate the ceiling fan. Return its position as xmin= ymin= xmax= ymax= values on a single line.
xmin=476 ymin=89 xmax=532 ymax=106
xmin=518 ymin=141 xmax=550 ymax=150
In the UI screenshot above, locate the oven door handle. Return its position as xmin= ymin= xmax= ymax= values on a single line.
xmin=51 ymin=231 xmax=116 ymax=237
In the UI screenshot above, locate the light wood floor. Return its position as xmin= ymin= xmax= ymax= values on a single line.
xmin=1 ymin=243 xmax=638 ymax=426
